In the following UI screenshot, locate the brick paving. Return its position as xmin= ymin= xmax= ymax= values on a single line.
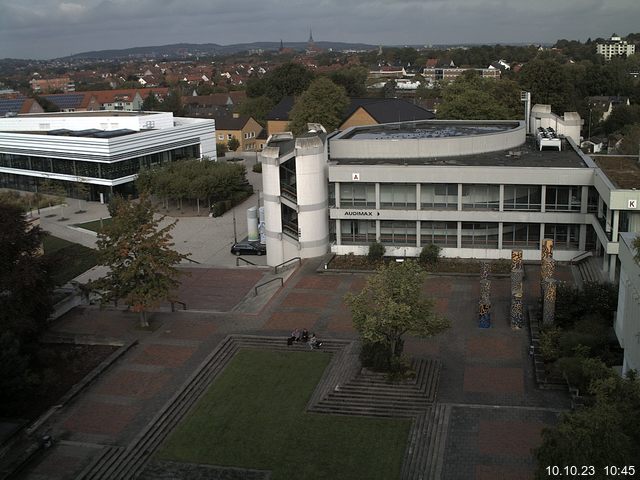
xmin=20 ymin=260 xmax=574 ymax=479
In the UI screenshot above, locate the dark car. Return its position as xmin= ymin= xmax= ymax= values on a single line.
xmin=230 ymin=241 xmax=266 ymax=256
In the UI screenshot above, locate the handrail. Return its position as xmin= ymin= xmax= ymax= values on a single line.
xmin=184 ymin=256 xmax=201 ymax=264
xmin=236 ymin=257 xmax=257 ymax=266
xmin=274 ymin=256 xmax=301 ymax=274
xmin=569 ymin=251 xmax=592 ymax=265
xmin=254 ymin=277 xmax=283 ymax=296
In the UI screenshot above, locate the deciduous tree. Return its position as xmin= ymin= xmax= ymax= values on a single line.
xmin=344 ymin=261 xmax=450 ymax=360
xmin=91 ymin=196 xmax=189 ymax=327
xmin=288 ymin=77 xmax=349 ymax=134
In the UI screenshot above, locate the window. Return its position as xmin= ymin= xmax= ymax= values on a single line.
xmin=545 ymin=224 xmax=579 ymax=249
xmin=341 ymin=220 xmax=376 ymax=244
xmin=502 ymin=223 xmax=540 ymax=249
xmin=545 ymin=186 xmax=581 ymax=211
xmin=421 ymin=221 xmax=457 ymax=247
xmin=380 ymin=184 xmax=416 ymax=209
xmin=227 ymin=134 xmax=232 ymax=140
xmin=421 ymin=183 xmax=457 ymax=209
xmin=339 ymin=183 xmax=376 ymax=208
xmin=503 ymin=185 xmax=542 ymax=211
xmin=461 ymin=184 xmax=500 ymax=210
xmin=461 ymin=222 xmax=499 ymax=248
xmin=380 ymin=221 xmax=416 ymax=245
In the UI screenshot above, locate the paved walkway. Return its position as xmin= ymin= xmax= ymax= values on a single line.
xmin=17 ymin=259 xmax=572 ymax=480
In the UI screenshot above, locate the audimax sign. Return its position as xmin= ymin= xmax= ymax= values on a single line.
xmin=344 ymin=210 xmax=380 ymax=216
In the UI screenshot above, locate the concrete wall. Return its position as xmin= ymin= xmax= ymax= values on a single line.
xmin=530 ymin=105 xmax=582 ymax=145
xmin=330 ymin=121 xmax=525 ymax=159
xmin=615 ymin=232 xmax=640 ymax=375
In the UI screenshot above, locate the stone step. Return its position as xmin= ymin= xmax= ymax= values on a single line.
xmin=424 ymin=404 xmax=452 ymax=480
xmin=76 ymin=446 xmax=124 ymax=480
xmin=400 ymin=412 xmax=429 ymax=480
xmin=311 ymin=403 xmax=422 ymax=418
xmin=333 ymin=386 xmax=432 ymax=400
xmin=322 ymin=393 xmax=430 ymax=409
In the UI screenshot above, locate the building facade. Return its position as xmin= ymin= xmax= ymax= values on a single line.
xmin=614 ymin=233 xmax=640 ymax=375
xmin=0 ymin=111 xmax=216 ymax=202
xmin=596 ymin=35 xmax=636 ymax=61
xmin=261 ymin=112 xmax=640 ymax=282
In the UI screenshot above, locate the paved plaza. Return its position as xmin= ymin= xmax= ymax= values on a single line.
xmin=17 ymin=253 xmax=572 ymax=480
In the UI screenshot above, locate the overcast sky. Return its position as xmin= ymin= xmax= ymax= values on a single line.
xmin=1 ymin=0 xmax=638 ymax=59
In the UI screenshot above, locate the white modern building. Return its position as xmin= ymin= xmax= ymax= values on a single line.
xmin=615 ymin=233 xmax=640 ymax=375
xmin=260 ymin=109 xmax=640 ymax=283
xmin=0 ymin=111 xmax=216 ymax=201
xmin=596 ymin=34 xmax=636 ymax=61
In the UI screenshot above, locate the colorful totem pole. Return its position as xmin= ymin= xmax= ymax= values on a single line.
xmin=510 ymin=249 xmax=524 ymax=329
xmin=478 ymin=261 xmax=491 ymax=328
xmin=540 ymin=239 xmax=556 ymax=326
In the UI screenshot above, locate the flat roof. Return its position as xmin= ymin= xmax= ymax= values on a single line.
xmin=15 ymin=111 xmax=154 ymax=118
xmin=592 ymin=155 xmax=640 ymax=189
xmin=343 ymin=121 xmax=518 ymax=140
xmin=330 ymin=136 xmax=589 ymax=169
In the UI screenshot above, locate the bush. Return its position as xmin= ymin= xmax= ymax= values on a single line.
xmin=252 ymin=162 xmax=262 ymax=173
xmin=540 ymin=327 xmax=561 ymax=362
xmin=216 ymin=142 xmax=228 ymax=155
xmin=419 ymin=244 xmax=441 ymax=266
xmin=555 ymin=355 xmax=615 ymax=393
xmin=367 ymin=242 xmax=385 ymax=262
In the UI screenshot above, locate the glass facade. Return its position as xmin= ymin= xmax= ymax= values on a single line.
xmin=380 ymin=220 xmax=416 ymax=245
xmin=461 ymin=222 xmax=499 ymax=248
xmin=421 ymin=184 xmax=457 ymax=209
xmin=0 ymin=145 xmax=199 ymax=182
xmin=380 ymin=184 xmax=416 ymax=209
xmin=340 ymin=183 xmax=376 ymax=208
xmin=503 ymin=185 xmax=542 ymax=211
xmin=545 ymin=186 xmax=582 ymax=212
xmin=341 ymin=220 xmax=376 ymax=244
xmin=545 ymin=224 xmax=579 ymax=249
xmin=461 ymin=184 xmax=500 ymax=211
xmin=421 ymin=221 xmax=457 ymax=247
xmin=502 ymin=223 xmax=540 ymax=248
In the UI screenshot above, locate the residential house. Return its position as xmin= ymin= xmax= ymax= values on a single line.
xmin=29 ymin=77 xmax=75 ymax=93
xmin=587 ymin=96 xmax=630 ymax=123
xmin=265 ymin=97 xmax=435 ymax=136
xmin=182 ymin=92 xmax=247 ymax=118
xmin=215 ymin=114 xmax=263 ymax=152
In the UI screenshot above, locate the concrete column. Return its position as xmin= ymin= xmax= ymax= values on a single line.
xmin=609 ymin=254 xmax=617 ymax=282
xmin=416 ymin=184 xmax=421 ymax=211
xmin=416 ymin=220 xmax=421 ymax=247
xmin=580 ymin=186 xmax=589 ymax=214
xmin=612 ymin=210 xmax=620 ymax=240
xmin=457 ymin=184 xmax=463 ymax=211
xmin=597 ymin=196 xmax=603 ymax=218
xmin=457 ymin=221 xmax=462 ymax=249
xmin=579 ymin=224 xmax=587 ymax=251
xmin=499 ymin=184 xmax=504 ymax=212
xmin=335 ymin=219 xmax=341 ymax=245
xmin=605 ymin=208 xmax=612 ymax=233
xmin=375 ymin=183 xmax=380 ymax=210
xmin=539 ymin=223 xmax=545 ymax=251
xmin=540 ymin=185 xmax=546 ymax=213
xmin=602 ymin=253 xmax=609 ymax=273
xmin=498 ymin=222 xmax=503 ymax=250
xmin=376 ymin=220 xmax=381 ymax=242
xmin=334 ymin=182 xmax=340 ymax=208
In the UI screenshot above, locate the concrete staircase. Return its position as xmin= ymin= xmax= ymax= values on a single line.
xmin=575 ymin=256 xmax=605 ymax=285
xmin=401 ymin=404 xmax=452 ymax=480
xmin=309 ymin=359 xmax=441 ymax=418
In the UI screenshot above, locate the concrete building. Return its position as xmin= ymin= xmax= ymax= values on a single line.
xmin=422 ymin=67 xmax=500 ymax=83
xmin=596 ymin=34 xmax=636 ymax=61
xmin=260 ymin=109 xmax=640 ymax=283
xmin=615 ymin=233 xmax=640 ymax=375
xmin=0 ymin=111 xmax=216 ymax=202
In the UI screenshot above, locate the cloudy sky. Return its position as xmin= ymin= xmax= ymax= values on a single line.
xmin=1 ymin=0 xmax=638 ymax=59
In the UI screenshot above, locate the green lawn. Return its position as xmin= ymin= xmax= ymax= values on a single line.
xmin=157 ymin=350 xmax=410 ymax=480
xmin=74 ymin=217 xmax=112 ymax=233
xmin=42 ymin=235 xmax=98 ymax=285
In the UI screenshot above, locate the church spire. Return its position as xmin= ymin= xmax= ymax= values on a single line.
xmin=308 ymin=29 xmax=314 ymax=44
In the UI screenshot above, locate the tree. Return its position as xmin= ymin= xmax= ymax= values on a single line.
xmin=344 ymin=261 xmax=450 ymax=361
xmin=74 ymin=179 xmax=90 ymax=212
xmin=159 ymin=89 xmax=183 ymax=115
xmin=329 ymin=66 xmax=368 ymax=97
xmin=437 ymin=72 xmax=521 ymax=120
xmin=288 ymin=77 xmax=349 ymax=135
xmin=246 ymin=62 xmax=315 ymax=103
xmin=382 ymin=80 xmax=396 ymax=99
xmin=141 ymin=92 xmax=161 ymax=111
xmin=517 ymin=58 xmax=574 ymax=113
xmin=236 ymin=95 xmax=275 ymax=126
xmin=535 ymin=373 xmax=640 ymax=478
xmin=617 ymin=124 xmax=640 ymax=155
xmin=227 ymin=136 xmax=240 ymax=152
xmin=91 ymin=195 xmax=189 ymax=327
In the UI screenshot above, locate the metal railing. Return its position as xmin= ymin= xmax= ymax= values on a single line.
xmin=569 ymin=251 xmax=593 ymax=265
xmin=236 ymin=257 xmax=257 ymax=266
xmin=254 ymin=277 xmax=283 ymax=296
xmin=274 ymin=256 xmax=301 ymax=274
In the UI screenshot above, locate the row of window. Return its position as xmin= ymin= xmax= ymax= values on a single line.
xmin=338 ymin=220 xmax=584 ymax=250
xmin=336 ymin=183 xmax=596 ymax=212
xmin=0 ymin=146 xmax=199 ymax=180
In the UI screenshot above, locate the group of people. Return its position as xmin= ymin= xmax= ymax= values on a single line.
xmin=287 ymin=328 xmax=322 ymax=349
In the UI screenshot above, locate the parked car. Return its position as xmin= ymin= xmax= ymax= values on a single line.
xmin=230 ymin=241 xmax=266 ymax=256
